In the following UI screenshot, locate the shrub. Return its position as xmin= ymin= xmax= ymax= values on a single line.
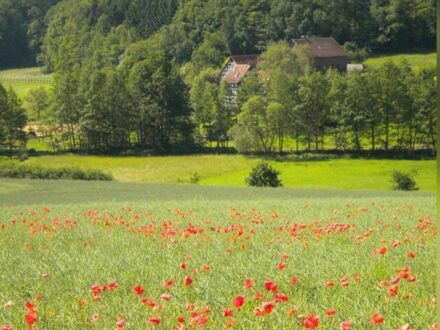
xmin=190 ymin=171 xmax=201 ymax=184
xmin=246 ymin=162 xmax=282 ymax=187
xmin=391 ymin=171 xmax=418 ymax=191
xmin=0 ymin=161 xmax=113 ymax=181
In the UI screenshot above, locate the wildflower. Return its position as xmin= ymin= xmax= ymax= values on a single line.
xmin=388 ymin=284 xmax=399 ymax=297
xmin=325 ymin=309 xmax=336 ymax=316
xmin=223 ymin=309 xmax=233 ymax=317
xmin=371 ymin=313 xmax=384 ymax=325
xmin=302 ymin=315 xmax=319 ymax=329
xmin=244 ymin=279 xmax=254 ymax=290
xmin=184 ymin=276 xmax=193 ymax=286
xmin=233 ymin=295 xmax=245 ymax=309
xmin=133 ymin=285 xmax=144 ymax=295
xmin=164 ymin=279 xmax=174 ymax=288
xmin=161 ymin=294 xmax=171 ymax=302
xmin=340 ymin=320 xmax=353 ymax=330
xmin=277 ymin=262 xmax=286 ymax=270
xmin=148 ymin=316 xmax=161 ymax=326
xmin=264 ymin=280 xmax=278 ymax=292
xmin=291 ymin=276 xmax=300 ymax=286
xmin=407 ymin=251 xmax=416 ymax=259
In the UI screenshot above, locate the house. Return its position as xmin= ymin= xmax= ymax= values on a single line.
xmin=292 ymin=37 xmax=348 ymax=72
xmin=219 ymin=55 xmax=260 ymax=101
xmin=219 ymin=37 xmax=348 ymax=101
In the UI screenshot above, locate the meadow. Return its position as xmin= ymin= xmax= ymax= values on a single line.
xmin=0 ymin=180 xmax=436 ymax=329
xmin=23 ymin=155 xmax=436 ymax=191
xmin=0 ymin=67 xmax=52 ymax=101
xmin=363 ymin=52 xmax=436 ymax=72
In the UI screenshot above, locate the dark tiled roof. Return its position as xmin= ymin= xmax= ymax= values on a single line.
xmin=293 ymin=37 xmax=347 ymax=58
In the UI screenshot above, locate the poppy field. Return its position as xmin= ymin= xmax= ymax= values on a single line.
xmin=0 ymin=181 xmax=436 ymax=329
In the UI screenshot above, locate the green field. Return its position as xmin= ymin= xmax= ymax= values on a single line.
xmin=0 ymin=180 xmax=435 ymax=329
xmin=24 ymin=155 xmax=436 ymax=191
xmin=364 ymin=52 xmax=436 ymax=72
xmin=0 ymin=67 xmax=52 ymax=100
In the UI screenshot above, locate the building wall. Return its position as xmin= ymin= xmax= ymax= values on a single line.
xmin=314 ymin=57 xmax=348 ymax=72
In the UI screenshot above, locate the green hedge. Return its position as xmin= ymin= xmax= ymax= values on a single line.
xmin=0 ymin=161 xmax=113 ymax=181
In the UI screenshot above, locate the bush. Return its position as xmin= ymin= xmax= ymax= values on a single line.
xmin=0 ymin=161 xmax=113 ymax=181
xmin=391 ymin=171 xmax=418 ymax=191
xmin=190 ymin=171 xmax=201 ymax=184
xmin=246 ymin=162 xmax=282 ymax=187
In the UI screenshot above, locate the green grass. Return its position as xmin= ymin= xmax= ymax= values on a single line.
xmin=24 ymin=155 xmax=436 ymax=191
xmin=0 ymin=180 xmax=435 ymax=329
xmin=0 ymin=67 xmax=52 ymax=100
xmin=364 ymin=52 xmax=436 ymax=72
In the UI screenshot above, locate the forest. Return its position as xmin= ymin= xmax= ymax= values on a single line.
xmin=0 ymin=0 xmax=436 ymax=153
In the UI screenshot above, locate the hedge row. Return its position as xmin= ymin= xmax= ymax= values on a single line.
xmin=0 ymin=161 xmax=113 ymax=181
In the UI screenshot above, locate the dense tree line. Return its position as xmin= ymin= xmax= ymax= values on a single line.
xmin=36 ymin=34 xmax=192 ymax=151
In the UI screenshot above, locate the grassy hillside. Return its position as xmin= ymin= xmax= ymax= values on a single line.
xmin=0 ymin=180 xmax=435 ymax=328
xmin=364 ymin=52 xmax=436 ymax=72
xmin=0 ymin=67 xmax=52 ymax=100
xmin=23 ymin=155 xmax=436 ymax=191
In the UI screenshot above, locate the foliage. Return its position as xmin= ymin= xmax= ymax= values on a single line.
xmin=0 ymin=84 xmax=27 ymax=153
xmin=25 ymin=87 xmax=49 ymax=121
xmin=391 ymin=170 xmax=419 ymax=191
xmin=0 ymin=161 xmax=112 ymax=181
xmin=246 ymin=162 xmax=282 ymax=187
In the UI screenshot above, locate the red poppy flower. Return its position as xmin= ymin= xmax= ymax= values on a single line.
xmin=277 ymin=262 xmax=286 ymax=270
xmin=264 ymin=280 xmax=278 ymax=292
xmin=161 ymin=294 xmax=171 ymax=301
xmin=302 ymin=315 xmax=319 ymax=329
xmin=1 ymin=324 xmax=12 ymax=330
xmin=291 ymin=276 xmax=300 ymax=286
xmin=388 ymin=284 xmax=399 ymax=297
xmin=148 ymin=316 xmax=161 ymax=326
xmin=407 ymin=251 xmax=416 ymax=259
xmin=133 ymin=285 xmax=144 ymax=295
xmin=340 ymin=320 xmax=353 ymax=330
xmin=326 ymin=281 xmax=335 ymax=287
xmin=262 ymin=301 xmax=275 ymax=315
xmin=340 ymin=277 xmax=349 ymax=287
xmin=325 ymin=309 xmax=336 ymax=316
xmin=184 ymin=276 xmax=193 ymax=286
xmin=25 ymin=313 xmax=37 ymax=326
xmin=223 ymin=309 xmax=233 ymax=317
xmin=244 ymin=279 xmax=254 ymax=290
xmin=116 ymin=319 xmax=125 ymax=329
xmin=233 ymin=295 xmax=245 ymax=309
xmin=274 ymin=293 xmax=288 ymax=302
xmin=24 ymin=301 xmax=36 ymax=312
xmin=164 ymin=279 xmax=174 ymax=288
xmin=371 ymin=313 xmax=384 ymax=325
